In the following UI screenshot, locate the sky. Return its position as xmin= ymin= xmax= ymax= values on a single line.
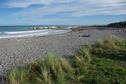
xmin=0 ymin=0 xmax=126 ymax=25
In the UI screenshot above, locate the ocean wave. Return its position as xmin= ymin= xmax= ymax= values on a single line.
xmin=5 ymin=29 xmax=52 ymax=34
xmin=0 ymin=29 xmax=71 ymax=39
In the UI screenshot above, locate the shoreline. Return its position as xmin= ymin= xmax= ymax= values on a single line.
xmin=0 ymin=29 xmax=71 ymax=39
xmin=0 ymin=27 xmax=125 ymax=77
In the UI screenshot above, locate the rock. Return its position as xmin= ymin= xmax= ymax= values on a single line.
xmin=82 ymin=34 xmax=91 ymax=37
xmin=0 ymin=65 xmax=2 ymax=69
xmin=0 ymin=76 xmax=7 ymax=84
xmin=0 ymin=64 xmax=4 ymax=76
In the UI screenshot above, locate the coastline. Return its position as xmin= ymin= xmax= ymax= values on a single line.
xmin=0 ymin=29 xmax=72 ymax=39
xmin=0 ymin=27 xmax=125 ymax=77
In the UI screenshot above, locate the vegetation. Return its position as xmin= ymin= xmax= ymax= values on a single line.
xmin=8 ymin=36 xmax=126 ymax=84
xmin=92 ymin=21 xmax=126 ymax=28
xmin=107 ymin=21 xmax=126 ymax=28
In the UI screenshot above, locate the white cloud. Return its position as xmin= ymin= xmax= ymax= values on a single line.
xmin=2 ymin=0 xmax=76 ymax=8
xmin=2 ymin=0 xmax=126 ymax=18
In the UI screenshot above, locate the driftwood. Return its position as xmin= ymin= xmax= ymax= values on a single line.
xmin=79 ymin=34 xmax=91 ymax=37
xmin=118 ymin=30 xmax=126 ymax=33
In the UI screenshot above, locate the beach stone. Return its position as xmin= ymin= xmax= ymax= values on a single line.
xmin=0 ymin=76 xmax=7 ymax=84
xmin=0 ymin=64 xmax=3 ymax=71
xmin=0 ymin=65 xmax=4 ymax=76
xmin=0 ymin=65 xmax=2 ymax=69
xmin=82 ymin=34 xmax=91 ymax=37
xmin=0 ymin=27 xmax=125 ymax=77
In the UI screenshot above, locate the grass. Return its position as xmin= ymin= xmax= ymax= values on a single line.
xmin=7 ymin=36 xmax=126 ymax=84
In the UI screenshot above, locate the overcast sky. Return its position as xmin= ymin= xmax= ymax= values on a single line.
xmin=0 ymin=0 xmax=126 ymax=25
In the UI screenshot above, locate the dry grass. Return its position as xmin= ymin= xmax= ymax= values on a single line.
xmin=8 ymin=36 xmax=126 ymax=84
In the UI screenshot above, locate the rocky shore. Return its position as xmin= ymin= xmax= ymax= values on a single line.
xmin=0 ymin=27 xmax=125 ymax=77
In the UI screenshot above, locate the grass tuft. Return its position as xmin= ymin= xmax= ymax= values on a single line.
xmin=8 ymin=36 xmax=126 ymax=84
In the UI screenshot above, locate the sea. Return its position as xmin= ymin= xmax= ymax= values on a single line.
xmin=0 ymin=25 xmax=47 ymax=31
xmin=0 ymin=26 xmax=71 ymax=39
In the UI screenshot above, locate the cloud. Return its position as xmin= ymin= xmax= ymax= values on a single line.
xmin=2 ymin=0 xmax=76 ymax=8
xmin=1 ymin=0 xmax=126 ymax=18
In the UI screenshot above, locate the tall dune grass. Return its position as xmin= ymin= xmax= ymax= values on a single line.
xmin=8 ymin=36 xmax=126 ymax=84
xmin=9 ymin=54 xmax=74 ymax=84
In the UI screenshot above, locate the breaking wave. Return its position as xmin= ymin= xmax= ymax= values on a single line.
xmin=0 ymin=29 xmax=71 ymax=39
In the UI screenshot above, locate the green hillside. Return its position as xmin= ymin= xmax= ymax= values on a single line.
xmin=107 ymin=21 xmax=126 ymax=28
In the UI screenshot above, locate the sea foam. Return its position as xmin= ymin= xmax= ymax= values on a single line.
xmin=0 ymin=29 xmax=71 ymax=39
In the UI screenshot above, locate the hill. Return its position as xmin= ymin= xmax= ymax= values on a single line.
xmin=107 ymin=21 xmax=126 ymax=28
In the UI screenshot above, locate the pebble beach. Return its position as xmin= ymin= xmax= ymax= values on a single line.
xmin=0 ymin=27 xmax=126 ymax=77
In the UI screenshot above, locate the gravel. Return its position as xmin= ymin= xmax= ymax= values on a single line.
xmin=0 ymin=28 xmax=125 ymax=76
